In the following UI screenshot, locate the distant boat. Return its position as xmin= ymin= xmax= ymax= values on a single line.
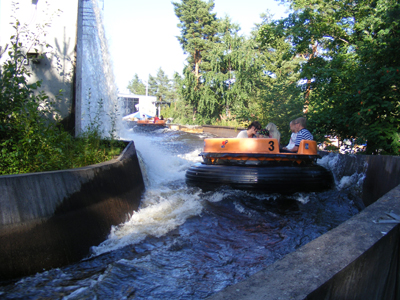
xmin=137 ymin=120 xmax=167 ymax=126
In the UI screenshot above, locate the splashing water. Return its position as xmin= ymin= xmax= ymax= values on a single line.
xmin=318 ymin=153 xmax=366 ymax=194
xmin=91 ymin=129 xmax=206 ymax=256
xmin=78 ymin=0 xmax=121 ymax=137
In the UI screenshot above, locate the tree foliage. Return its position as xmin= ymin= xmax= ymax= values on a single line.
xmin=180 ymin=17 xmax=264 ymax=123
xmin=256 ymin=26 xmax=306 ymax=143
xmin=171 ymin=2 xmax=307 ymax=145
xmin=258 ymin=0 xmax=400 ymax=154
xmin=148 ymin=68 xmax=175 ymax=102
xmin=127 ymin=0 xmax=400 ymax=155
xmin=127 ymin=73 xmax=146 ymax=95
xmin=173 ymin=0 xmax=219 ymax=82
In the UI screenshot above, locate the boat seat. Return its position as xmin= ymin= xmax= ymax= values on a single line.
xmin=203 ymin=138 xmax=280 ymax=154
xmin=297 ymin=140 xmax=317 ymax=154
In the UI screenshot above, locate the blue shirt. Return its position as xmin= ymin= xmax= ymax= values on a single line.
xmin=295 ymin=129 xmax=313 ymax=146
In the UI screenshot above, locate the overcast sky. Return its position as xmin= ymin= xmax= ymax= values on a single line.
xmin=102 ymin=0 xmax=289 ymax=93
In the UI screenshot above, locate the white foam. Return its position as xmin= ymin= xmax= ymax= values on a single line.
xmin=317 ymin=154 xmax=339 ymax=171
xmin=90 ymin=130 xmax=206 ymax=256
xmin=337 ymin=173 xmax=365 ymax=190
xmin=178 ymin=149 xmax=203 ymax=163
xmin=91 ymin=189 xmax=203 ymax=256
xmin=206 ymin=192 xmax=227 ymax=203
xmin=293 ymin=193 xmax=311 ymax=204
xmin=234 ymin=202 xmax=246 ymax=213
xmin=128 ymin=133 xmax=193 ymax=187
xmin=318 ymin=153 xmax=366 ymax=191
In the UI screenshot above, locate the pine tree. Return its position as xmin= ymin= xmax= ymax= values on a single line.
xmin=173 ymin=0 xmax=219 ymax=85
xmin=127 ymin=74 xmax=146 ymax=95
xmin=148 ymin=68 xmax=173 ymax=102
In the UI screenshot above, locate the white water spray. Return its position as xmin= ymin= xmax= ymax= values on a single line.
xmin=318 ymin=154 xmax=366 ymax=191
xmin=78 ymin=0 xmax=122 ymax=137
xmin=91 ymin=130 xmax=204 ymax=256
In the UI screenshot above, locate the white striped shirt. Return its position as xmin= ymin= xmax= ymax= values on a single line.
xmin=295 ymin=129 xmax=313 ymax=146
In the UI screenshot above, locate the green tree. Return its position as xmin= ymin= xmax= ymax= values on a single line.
xmin=127 ymin=73 xmax=146 ymax=95
xmin=350 ymin=0 xmax=400 ymax=154
xmin=256 ymin=35 xmax=305 ymax=143
xmin=173 ymin=1 xmax=310 ymax=129
xmin=258 ymin=0 xmax=400 ymax=154
xmin=148 ymin=68 xmax=174 ymax=102
xmin=173 ymin=0 xmax=219 ymax=84
xmin=173 ymin=0 xmax=220 ymax=122
xmin=162 ymin=71 xmax=195 ymax=123
xmin=200 ymin=17 xmax=264 ymax=124
xmin=169 ymin=71 xmax=181 ymax=103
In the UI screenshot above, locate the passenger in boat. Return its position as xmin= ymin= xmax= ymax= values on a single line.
xmin=142 ymin=114 xmax=147 ymax=121
xmin=257 ymin=123 xmax=281 ymax=144
xmin=284 ymin=121 xmax=298 ymax=151
xmin=266 ymin=123 xmax=281 ymax=144
xmin=283 ymin=117 xmax=313 ymax=152
xmin=237 ymin=121 xmax=261 ymax=138
xmin=154 ymin=115 xmax=160 ymax=123
xmin=160 ymin=115 xmax=164 ymax=120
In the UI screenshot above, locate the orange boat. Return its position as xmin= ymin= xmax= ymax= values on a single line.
xmin=186 ymin=138 xmax=334 ymax=193
xmin=137 ymin=120 xmax=167 ymax=126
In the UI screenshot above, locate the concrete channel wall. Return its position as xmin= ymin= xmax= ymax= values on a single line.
xmin=0 ymin=141 xmax=145 ymax=281
xmin=202 ymin=125 xmax=245 ymax=137
xmin=168 ymin=124 xmax=245 ymax=137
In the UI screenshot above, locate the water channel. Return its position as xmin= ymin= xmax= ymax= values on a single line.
xmin=0 ymin=126 xmax=364 ymax=299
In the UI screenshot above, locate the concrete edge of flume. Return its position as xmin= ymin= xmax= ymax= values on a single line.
xmin=166 ymin=123 xmax=244 ymax=137
xmin=208 ymin=184 xmax=400 ymax=300
xmin=0 ymin=141 xmax=145 ymax=281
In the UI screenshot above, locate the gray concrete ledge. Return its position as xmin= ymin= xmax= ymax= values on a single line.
xmin=165 ymin=124 xmax=245 ymax=138
xmin=200 ymin=125 xmax=245 ymax=138
xmin=209 ymin=184 xmax=400 ymax=300
xmin=0 ymin=141 xmax=145 ymax=281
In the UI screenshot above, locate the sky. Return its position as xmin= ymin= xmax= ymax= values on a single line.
xmin=102 ymin=0 xmax=290 ymax=94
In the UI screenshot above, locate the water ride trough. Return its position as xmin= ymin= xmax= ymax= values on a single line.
xmin=186 ymin=138 xmax=334 ymax=193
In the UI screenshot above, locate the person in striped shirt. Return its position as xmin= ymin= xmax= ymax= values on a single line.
xmin=284 ymin=117 xmax=313 ymax=152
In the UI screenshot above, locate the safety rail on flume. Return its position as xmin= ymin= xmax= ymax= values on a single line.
xmin=186 ymin=138 xmax=334 ymax=194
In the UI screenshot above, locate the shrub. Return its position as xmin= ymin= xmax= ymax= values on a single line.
xmin=0 ymin=15 xmax=124 ymax=175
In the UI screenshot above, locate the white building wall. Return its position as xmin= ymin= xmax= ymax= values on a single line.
xmin=137 ymin=96 xmax=157 ymax=117
xmin=0 ymin=0 xmax=78 ymax=123
xmin=0 ymin=0 xmax=120 ymax=138
xmin=118 ymin=93 xmax=157 ymax=117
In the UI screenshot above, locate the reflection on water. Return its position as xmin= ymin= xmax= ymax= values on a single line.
xmin=0 ymin=126 xmax=362 ymax=299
